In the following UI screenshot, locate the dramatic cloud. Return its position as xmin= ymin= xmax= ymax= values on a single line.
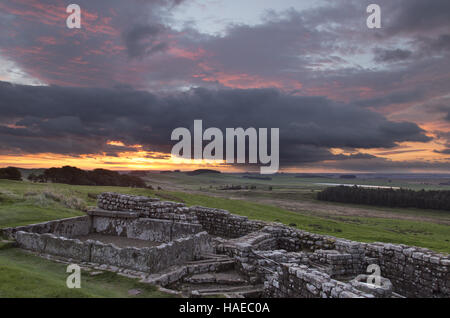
xmin=0 ymin=0 xmax=448 ymax=171
xmin=0 ymin=81 xmax=432 ymax=168
xmin=434 ymin=148 xmax=450 ymax=155
xmin=373 ymin=48 xmax=412 ymax=63
xmin=124 ymin=24 xmax=168 ymax=58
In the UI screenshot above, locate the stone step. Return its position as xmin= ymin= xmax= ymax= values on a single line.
xmin=185 ymin=257 xmax=232 ymax=265
xmin=185 ymin=260 xmax=236 ymax=275
xmin=202 ymin=252 xmax=231 ymax=259
xmin=186 ymin=253 xmax=233 ymax=264
xmin=141 ymin=258 xmax=236 ymax=287
xmin=184 ymin=272 xmax=248 ymax=285
xmin=191 ymin=285 xmax=264 ymax=297
xmin=238 ymin=287 xmax=264 ymax=298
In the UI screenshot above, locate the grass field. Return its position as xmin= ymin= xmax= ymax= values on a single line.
xmin=0 ymin=177 xmax=449 ymax=297
xmin=142 ymin=171 xmax=450 ymax=191
xmin=0 ymin=179 xmax=449 ymax=252
xmin=165 ymin=191 xmax=450 ymax=252
xmin=0 ymin=242 xmax=172 ymax=298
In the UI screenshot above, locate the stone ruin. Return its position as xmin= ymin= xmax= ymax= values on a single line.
xmin=1 ymin=192 xmax=449 ymax=298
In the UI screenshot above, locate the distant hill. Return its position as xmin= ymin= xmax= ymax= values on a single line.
xmin=186 ymin=169 xmax=221 ymax=176
xmin=295 ymin=174 xmax=326 ymax=178
xmin=160 ymin=170 xmax=181 ymax=174
xmin=340 ymin=174 xmax=357 ymax=179
xmin=128 ymin=170 xmax=149 ymax=177
xmin=242 ymin=175 xmax=272 ymax=180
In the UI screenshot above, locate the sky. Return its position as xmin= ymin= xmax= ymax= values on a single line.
xmin=0 ymin=0 xmax=449 ymax=173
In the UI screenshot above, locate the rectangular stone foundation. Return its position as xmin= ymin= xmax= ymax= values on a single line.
xmin=15 ymin=230 xmax=213 ymax=273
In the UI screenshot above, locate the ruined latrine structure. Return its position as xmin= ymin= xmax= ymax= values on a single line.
xmin=2 ymin=192 xmax=449 ymax=298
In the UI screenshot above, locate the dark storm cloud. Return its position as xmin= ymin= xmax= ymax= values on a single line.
xmin=124 ymin=24 xmax=168 ymax=58
xmin=434 ymin=148 xmax=450 ymax=155
xmin=430 ymin=34 xmax=450 ymax=52
xmin=1 ymin=0 xmax=449 ymax=106
xmin=0 ymin=81 xmax=431 ymax=166
xmin=0 ymin=0 xmax=448 ymax=173
xmin=383 ymin=0 xmax=450 ymax=35
xmin=308 ymin=157 xmax=450 ymax=172
xmin=354 ymin=90 xmax=424 ymax=108
xmin=373 ymin=48 xmax=412 ymax=63
xmin=433 ymin=104 xmax=450 ymax=122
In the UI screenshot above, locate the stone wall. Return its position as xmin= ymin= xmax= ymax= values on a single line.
xmin=97 ymin=193 xmax=265 ymax=238
xmin=89 ymin=210 xmax=203 ymax=242
xmin=16 ymin=231 xmax=91 ymax=261
xmin=0 ymin=216 xmax=90 ymax=240
xmin=15 ymin=230 xmax=213 ymax=273
xmin=5 ymin=192 xmax=449 ymax=298
xmin=363 ymin=242 xmax=449 ymax=298
xmin=264 ymin=264 xmax=374 ymax=298
xmin=189 ymin=206 xmax=265 ymax=238
xmin=262 ymin=225 xmax=337 ymax=251
xmin=97 ymin=193 xmax=198 ymax=223
xmin=216 ymin=224 xmax=449 ymax=298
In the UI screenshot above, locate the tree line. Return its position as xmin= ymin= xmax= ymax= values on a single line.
xmin=28 ymin=166 xmax=146 ymax=188
xmin=0 ymin=167 xmax=22 ymax=180
xmin=317 ymin=186 xmax=450 ymax=211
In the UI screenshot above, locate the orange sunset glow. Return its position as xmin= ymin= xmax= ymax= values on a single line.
xmin=0 ymin=0 xmax=448 ymax=173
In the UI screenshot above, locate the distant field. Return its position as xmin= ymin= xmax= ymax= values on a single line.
xmin=163 ymin=191 xmax=450 ymax=253
xmin=0 ymin=179 xmax=449 ymax=253
xmin=142 ymin=172 xmax=450 ymax=191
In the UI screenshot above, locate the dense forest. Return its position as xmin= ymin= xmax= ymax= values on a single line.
xmin=317 ymin=186 xmax=450 ymax=211
xmin=28 ymin=166 xmax=146 ymax=188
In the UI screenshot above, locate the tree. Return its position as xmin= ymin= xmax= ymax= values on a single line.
xmin=0 ymin=167 xmax=22 ymax=181
xmin=317 ymin=186 xmax=450 ymax=211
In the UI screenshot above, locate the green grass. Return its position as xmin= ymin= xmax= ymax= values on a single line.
xmin=0 ymin=179 xmax=155 ymax=228
xmin=0 ymin=179 xmax=449 ymax=253
xmin=144 ymin=172 xmax=450 ymax=191
xmin=0 ymin=178 xmax=448 ymax=298
xmin=158 ymin=191 xmax=450 ymax=253
xmin=0 ymin=246 xmax=173 ymax=298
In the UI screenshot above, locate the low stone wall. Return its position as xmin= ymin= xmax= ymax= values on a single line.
xmin=262 ymin=225 xmax=337 ymax=251
xmin=0 ymin=216 xmax=90 ymax=240
xmin=16 ymin=231 xmax=91 ymax=261
xmin=15 ymin=230 xmax=213 ymax=273
xmin=363 ymin=242 xmax=449 ymax=298
xmin=216 ymin=224 xmax=450 ymax=298
xmin=189 ymin=206 xmax=265 ymax=238
xmin=89 ymin=211 xmax=203 ymax=242
xmin=6 ymin=192 xmax=449 ymax=298
xmin=264 ymin=264 xmax=374 ymax=298
xmin=97 ymin=192 xmax=265 ymax=238
xmin=217 ymin=234 xmax=375 ymax=298
xmin=97 ymin=193 xmax=199 ymax=223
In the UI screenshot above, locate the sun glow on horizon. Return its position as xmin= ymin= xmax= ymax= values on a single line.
xmin=0 ymin=138 xmax=448 ymax=173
